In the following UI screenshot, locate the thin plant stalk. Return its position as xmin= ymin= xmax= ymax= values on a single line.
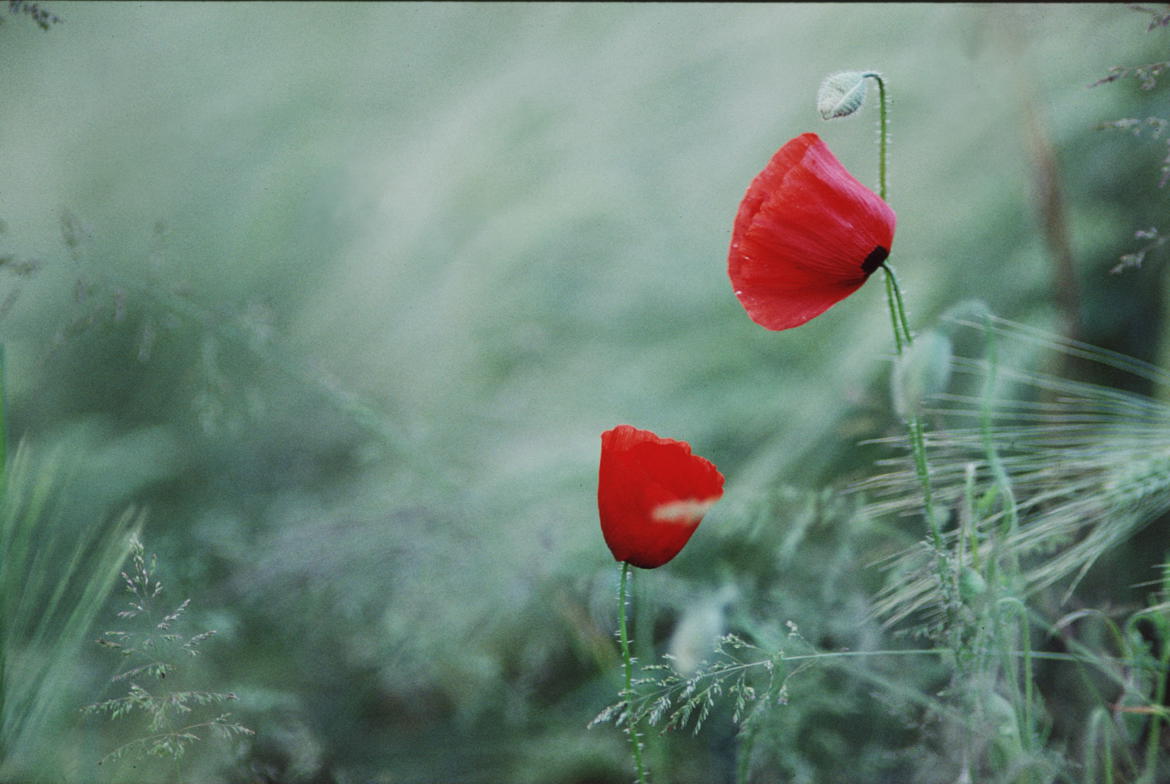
xmin=874 ymin=73 xmax=888 ymax=207
xmin=1135 ymin=610 xmax=1170 ymax=783
xmin=619 ymin=562 xmax=649 ymax=784
xmin=866 ymin=74 xmax=949 ymax=590
xmin=997 ymin=598 xmax=1037 ymax=766
xmin=979 ymin=313 xmax=1021 ymax=549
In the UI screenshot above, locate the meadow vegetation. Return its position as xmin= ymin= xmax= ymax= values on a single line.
xmin=2 ymin=3 xmax=1170 ymax=782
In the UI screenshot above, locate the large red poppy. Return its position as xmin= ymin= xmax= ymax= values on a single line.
xmin=598 ymin=425 xmax=725 ymax=569
xmin=728 ymin=133 xmax=896 ymax=330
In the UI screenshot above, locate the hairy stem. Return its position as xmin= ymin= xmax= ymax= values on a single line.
xmin=882 ymin=270 xmax=906 ymax=355
xmin=871 ymin=76 xmax=952 ymax=617
xmin=869 ymin=72 xmax=889 ymax=201
xmin=619 ymin=562 xmax=649 ymax=784
xmin=882 ymin=268 xmax=946 ymax=567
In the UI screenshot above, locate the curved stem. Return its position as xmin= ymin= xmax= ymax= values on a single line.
xmin=979 ymin=314 xmax=1019 ymax=541
xmin=881 ymin=264 xmax=914 ymax=352
xmin=880 ymin=267 xmax=940 ymax=547
xmin=882 ymin=270 xmax=905 ymax=355
xmin=882 ymin=274 xmax=950 ymax=608
xmin=884 ymin=265 xmax=915 ymax=349
xmin=619 ymin=562 xmax=649 ymax=783
xmin=867 ymin=73 xmax=950 ymax=603
xmin=865 ymin=72 xmax=889 ymax=202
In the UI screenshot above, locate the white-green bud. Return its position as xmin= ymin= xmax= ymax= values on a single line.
xmin=817 ymin=71 xmax=875 ymax=120
xmin=891 ymin=330 xmax=953 ymax=420
xmin=959 ymin=566 xmax=988 ymax=602
xmin=983 ymin=692 xmax=1020 ymax=740
xmin=667 ymin=585 xmax=736 ymax=676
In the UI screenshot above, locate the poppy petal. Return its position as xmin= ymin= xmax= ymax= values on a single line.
xmin=728 ymin=133 xmax=896 ymax=330
xmin=598 ymin=425 xmax=725 ymax=569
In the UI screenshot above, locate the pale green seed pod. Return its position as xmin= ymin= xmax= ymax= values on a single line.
xmin=667 ymin=584 xmax=736 ymax=675
xmin=959 ymin=566 xmax=988 ymax=602
xmin=817 ymin=71 xmax=872 ymax=120
xmin=983 ymin=692 xmax=1021 ymax=740
xmin=891 ymin=330 xmax=954 ymax=420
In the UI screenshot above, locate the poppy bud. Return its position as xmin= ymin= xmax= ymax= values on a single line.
xmin=891 ymin=330 xmax=953 ymax=420
xmin=667 ymin=585 xmax=736 ymax=675
xmin=959 ymin=566 xmax=988 ymax=603
xmin=817 ymin=71 xmax=875 ymax=120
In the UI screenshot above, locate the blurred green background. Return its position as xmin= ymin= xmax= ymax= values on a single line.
xmin=2 ymin=3 xmax=1169 ymax=782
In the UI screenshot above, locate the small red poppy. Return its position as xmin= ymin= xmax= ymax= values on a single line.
xmin=728 ymin=132 xmax=896 ymax=331
xmin=598 ymin=425 xmax=725 ymax=569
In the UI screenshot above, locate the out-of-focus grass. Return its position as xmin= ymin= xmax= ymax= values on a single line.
xmin=0 ymin=423 xmax=170 ymax=778
xmin=2 ymin=3 xmax=1168 ymax=781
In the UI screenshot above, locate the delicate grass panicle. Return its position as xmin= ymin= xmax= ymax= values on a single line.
xmin=83 ymin=537 xmax=253 ymax=775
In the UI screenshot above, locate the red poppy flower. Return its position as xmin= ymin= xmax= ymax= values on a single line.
xmin=728 ymin=132 xmax=896 ymax=331
xmin=597 ymin=425 xmax=725 ymax=569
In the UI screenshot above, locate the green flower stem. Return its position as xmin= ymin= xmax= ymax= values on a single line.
xmin=882 ymin=270 xmax=906 ymax=355
xmin=867 ymin=72 xmax=889 ymax=202
xmin=882 ymin=263 xmax=915 ymax=349
xmin=856 ymin=73 xmax=889 ymax=201
xmin=619 ymin=562 xmax=649 ymax=784
xmin=978 ymin=314 xmax=1020 ymax=546
xmin=881 ymin=266 xmax=944 ymax=561
xmin=870 ymin=75 xmax=951 ymax=604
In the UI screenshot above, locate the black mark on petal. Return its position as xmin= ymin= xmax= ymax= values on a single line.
xmin=861 ymin=245 xmax=889 ymax=275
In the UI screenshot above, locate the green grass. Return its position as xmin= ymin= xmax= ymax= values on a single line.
xmin=0 ymin=440 xmax=143 ymax=779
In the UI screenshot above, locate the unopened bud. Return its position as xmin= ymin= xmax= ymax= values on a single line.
xmin=959 ymin=566 xmax=988 ymax=602
xmin=817 ymin=71 xmax=875 ymax=120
